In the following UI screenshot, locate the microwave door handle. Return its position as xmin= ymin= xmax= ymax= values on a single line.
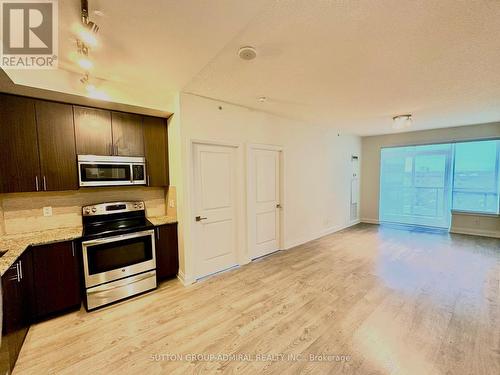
xmin=130 ymin=165 xmax=134 ymax=183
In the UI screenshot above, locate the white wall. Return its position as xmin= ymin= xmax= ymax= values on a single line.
xmin=175 ymin=93 xmax=361 ymax=284
xmin=361 ymin=122 xmax=500 ymax=223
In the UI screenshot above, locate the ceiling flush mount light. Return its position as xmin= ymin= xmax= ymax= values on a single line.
xmin=238 ymin=46 xmax=257 ymax=60
xmin=258 ymin=96 xmax=267 ymax=103
xmin=392 ymin=114 xmax=412 ymax=130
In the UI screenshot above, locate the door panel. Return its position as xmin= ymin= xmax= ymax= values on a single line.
xmin=31 ymin=242 xmax=81 ymax=319
xmin=193 ymin=144 xmax=238 ymax=278
xmin=74 ymin=106 xmax=113 ymax=156
xmin=249 ymin=148 xmax=281 ymax=259
xmin=0 ymin=94 xmax=40 ymax=193
xmin=111 ymin=112 xmax=144 ymax=156
xmin=35 ymin=101 xmax=78 ymax=191
xmin=143 ymin=116 xmax=169 ymax=187
xmin=155 ymin=224 xmax=179 ymax=280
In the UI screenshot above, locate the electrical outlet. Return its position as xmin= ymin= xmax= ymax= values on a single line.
xmin=169 ymin=199 xmax=175 ymax=208
xmin=43 ymin=206 xmax=52 ymax=217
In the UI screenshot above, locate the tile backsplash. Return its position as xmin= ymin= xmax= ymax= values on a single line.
xmin=0 ymin=187 xmax=173 ymax=235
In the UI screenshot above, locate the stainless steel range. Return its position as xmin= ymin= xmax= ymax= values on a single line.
xmin=81 ymin=201 xmax=157 ymax=310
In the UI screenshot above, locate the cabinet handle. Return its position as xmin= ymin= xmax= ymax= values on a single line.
xmin=19 ymin=260 xmax=23 ymax=280
xmin=43 ymin=176 xmax=47 ymax=191
xmin=147 ymin=175 xmax=150 ymax=186
xmin=35 ymin=176 xmax=39 ymax=191
xmin=15 ymin=263 xmax=20 ymax=282
xmin=156 ymin=228 xmax=159 ymax=240
xmin=72 ymin=242 xmax=75 ymax=257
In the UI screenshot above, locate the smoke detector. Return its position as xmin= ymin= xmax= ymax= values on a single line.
xmin=238 ymin=46 xmax=257 ymax=60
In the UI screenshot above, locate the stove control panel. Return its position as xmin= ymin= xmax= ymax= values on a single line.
xmin=82 ymin=201 xmax=145 ymax=216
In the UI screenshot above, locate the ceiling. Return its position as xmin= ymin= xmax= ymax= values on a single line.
xmin=4 ymin=0 xmax=500 ymax=135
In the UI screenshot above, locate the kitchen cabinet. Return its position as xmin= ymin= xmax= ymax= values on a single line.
xmin=30 ymin=241 xmax=81 ymax=319
xmin=35 ymin=101 xmax=78 ymax=191
xmin=0 ymin=93 xmax=168 ymax=194
xmin=74 ymin=106 xmax=113 ymax=156
xmin=155 ymin=223 xmax=179 ymax=280
xmin=143 ymin=116 xmax=169 ymax=187
xmin=0 ymin=94 xmax=40 ymax=193
xmin=1 ymin=250 xmax=33 ymax=372
xmin=111 ymin=112 xmax=144 ymax=156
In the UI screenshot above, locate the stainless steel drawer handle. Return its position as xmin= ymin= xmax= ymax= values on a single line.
xmin=87 ymin=273 xmax=154 ymax=294
xmin=195 ymin=216 xmax=207 ymax=222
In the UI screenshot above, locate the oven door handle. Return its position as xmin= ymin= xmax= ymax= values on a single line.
xmin=82 ymin=229 xmax=155 ymax=246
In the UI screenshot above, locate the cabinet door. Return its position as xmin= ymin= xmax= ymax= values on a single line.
xmin=35 ymin=101 xmax=78 ymax=191
xmin=1 ymin=252 xmax=32 ymax=372
xmin=17 ymin=250 xmax=33 ymax=346
xmin=74 ymin=106 xmax=113 ymax=156
xmin=155 ymin=224 xmax=179 ymax=280
xmin=1 ymin=263 xmax=22 ymax=371
xmin=111 ymin=112 xmax=144 ymax=156
xmin=143 ymin=116 xmax=169 ymax=187
xmin=0 ymin=94 xmax=41 ymax=193
xmin=31 ymin=241 xmax=81 ymax=319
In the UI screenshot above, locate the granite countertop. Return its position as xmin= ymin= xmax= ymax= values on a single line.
xmin=148 ymin=216 xmax=177 ymax=226
xmin=0 ymin=217 xmax=177 ymax=277
xmin=0 ymin=227 xmax=83 ymax=276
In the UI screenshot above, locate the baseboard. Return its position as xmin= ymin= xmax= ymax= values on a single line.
xmin=361 ymin=218 xmax=380 ymax=224
xmin=284 ymin=220 xmax=360 ymax=250
xmin=450 ymin=228 xmax=500 ymax=239
xmin=177 ymin=270 xmax=196 ymax=286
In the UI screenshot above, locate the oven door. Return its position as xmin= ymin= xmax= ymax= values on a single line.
xmin=81 ymin=230 xmax=156 ymax=288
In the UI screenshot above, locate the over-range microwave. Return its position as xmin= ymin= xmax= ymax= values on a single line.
xmin=78 ymin=155 xmax=147 ymax=187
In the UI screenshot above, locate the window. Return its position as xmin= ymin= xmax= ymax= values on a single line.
xmin=452 ymin=140 xmax=499 ymax=214
xmin=380 ymin=144 xmax=452 ymax=228
xmin=380 ymin=139 xmax=500 ymax=228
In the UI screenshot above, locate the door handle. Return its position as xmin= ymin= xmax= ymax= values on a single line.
xmin=195 ymin=216 xmax=207 ymax=222
xmin=276 ymin=204 xmax=281 ymax=208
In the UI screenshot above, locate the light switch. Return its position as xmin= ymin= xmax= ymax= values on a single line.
xmin=43 ymin=206 xmax=52 ymax=217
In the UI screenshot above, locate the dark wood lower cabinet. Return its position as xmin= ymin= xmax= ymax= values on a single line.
xmin=1 ymin=250 xmax=33 ymax=373
xmin=31 ymin=241 xmax=81 ymax=320
xmin=155 ymin=223 xmax=179 ymax=280
xmin=1 ymin=241 xmax=81 ymax=372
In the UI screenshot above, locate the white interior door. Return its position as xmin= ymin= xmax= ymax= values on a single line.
xmin=248 ymin=147 xmax=281 ymax=259
xmin=193 ymin=143 xmax=238 ymax=278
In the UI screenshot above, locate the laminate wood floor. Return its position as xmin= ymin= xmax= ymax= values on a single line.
xmin=13 ymin=224 xmax=500 ymax=375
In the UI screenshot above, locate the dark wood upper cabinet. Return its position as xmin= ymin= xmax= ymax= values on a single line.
xmin=111 ymin=112 xmax=144 ymax=156
xmin=35 ymin=101 xmax=78 ymax=191
xmin=74 ymin=106 xmax=113 ymax=156
xmin=0 ymin=94 xmax=169 ymax=194
xmin=143 ymin=116 xmax=169 ymax=187
xmin=0 ymin=94 xmax=40 ymax=193
xmin=31 ymin=241 xmax=81 ymax=319
xmin=155 ymin=223 xmax=179 ymax=280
